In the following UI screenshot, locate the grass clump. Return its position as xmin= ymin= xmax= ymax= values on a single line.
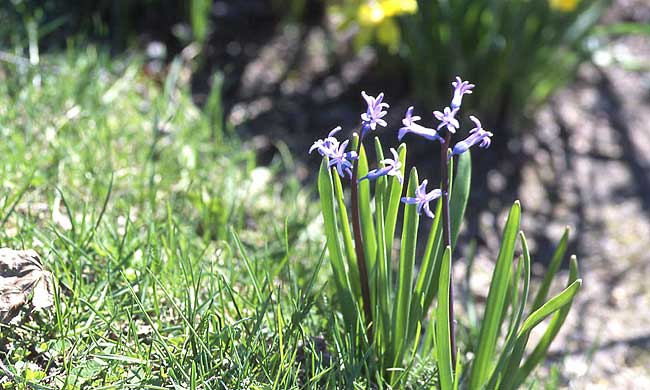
xmin=0 ymin=48 xmax=331 ymax=389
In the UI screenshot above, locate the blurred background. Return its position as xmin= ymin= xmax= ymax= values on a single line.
xmin=1 ymin=0 xmax=649 ymax=387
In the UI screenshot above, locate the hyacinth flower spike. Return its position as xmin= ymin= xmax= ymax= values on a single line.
xmin=398 ymin=106 xmax=442 ymax=142
xmin=451 ymin=116 xmax=493 ymax=157
xmin=434 ymin=106 xmax=460 ymax=134
xmin=361 ymin=91 xmax=389 ymax=136
xmin=309 ymin=126 xmax=342 ymax=156
xmin=359 ymin=147 xmax=403 ymax=184
xmin=450 ymin=76 xmax=475 ymax=110
xmin=401 ymin=179 xmax=442 ymax=219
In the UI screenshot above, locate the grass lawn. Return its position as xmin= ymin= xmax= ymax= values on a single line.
xmin=0 ymin=48 xmax=351 ymax=389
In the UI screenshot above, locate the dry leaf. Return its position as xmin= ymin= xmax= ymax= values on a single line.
xmin=0 ymin=248 xmax=54 ymax=323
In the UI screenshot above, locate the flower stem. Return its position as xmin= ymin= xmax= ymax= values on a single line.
xmin=351 ymin=137 xmax=373 ymax=341
xmin=441 ymin=132 xmax=457 ymax=368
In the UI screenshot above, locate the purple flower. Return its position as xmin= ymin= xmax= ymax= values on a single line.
xmin=328 ymin=139 xmax=359 ymax=179
xmin=309 ymin=126 xmax=358 ymax=178
xmin=309 ymin=126 xmax=342 ymax=156
xmin=398 ymin=106 xmax=442 ymax=142
xmin=359 ymin=147 xmax=403 ymax=184
xmin=451 ymin=116 xmax=493 ymax=157
xmin=401 ymin=179 xmax=442 ymax=219
xmin=451 ymin=76 xmax=475 ymax=109
xmin=361 ymin=91 xmax=389 ymax=134
xmin=434 ymin=106 xmax=460 ymax=133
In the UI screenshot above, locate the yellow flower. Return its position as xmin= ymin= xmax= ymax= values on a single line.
xmin=358 ymin=0 xmax=418 ymax=26
xmin=549 ymin=0 xmax=579 ymax=12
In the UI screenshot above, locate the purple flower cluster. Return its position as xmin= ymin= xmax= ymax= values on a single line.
xmin=309 ymin=78 xmax=493 ymax=219
xmin=309 ymin=126 xmax=359 ymax=178
xmin=451 ymin=116 xmax=493 ymax=157
xmin=361 ymin=91 xmax=389 ymax=136
xmin=310 ymin=92 xmax=389 ymax=179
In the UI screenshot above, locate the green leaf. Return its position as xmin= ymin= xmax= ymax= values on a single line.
xmin=333 ymin=171 xmax=361 ymax=299
xmin=485 ymin=231 xmax=531 ymax=389
xmin=449 ymin=152 xmax=472 ymax=248
xmin=435 ymin=246 xmax=454 ymax=390
xmin=517 ymin=278 xmax=582 ymax=337
xmin=391 ymin=168 xmax=419 ymax=368
xmin=515 ymin=256 xmax=580 ymax=385
xmin=357 ymin=143 xmax=377 ymax=289
xmin=531 ymin=227 xmax=570 ymax=310
xmin=469 ymin=201 xmax=520 ymax=390
xmin=317 ymin=158 xmax=356 ymax=325
xmin=373 ymin=138 xmax=390 ymax=352
xmin=500 ymin=256 xmax=581 ymax=390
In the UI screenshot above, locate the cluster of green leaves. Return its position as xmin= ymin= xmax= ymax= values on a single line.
xmin=0 ymin=48 xmax=332 ymax=389
xmin=317 ymin=136 xmax=472 ymax=387
xmin=465 ymin=214 xmax=582 ymax=390
xmin=317 ymin=136 xmax=582 ymax=388
xmin=398 ymin=0 xmax=609 ymax=128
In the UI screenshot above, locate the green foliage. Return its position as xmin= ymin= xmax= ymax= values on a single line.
xmin=316 ymin=138 xmax=473 ymax=386
xmin=0 ymin=49 xmax=326 ymax=388
xmin=317 ymin=137 xmax=582 ymax=388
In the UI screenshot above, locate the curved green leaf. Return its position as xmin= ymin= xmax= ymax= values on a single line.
xmin=531 ymin=227 xmax=570 ymax=310
xmin=515 ymin=256 xmax=580 ymax=386
xmin=517 ymin=278 xmax=582 ymax=337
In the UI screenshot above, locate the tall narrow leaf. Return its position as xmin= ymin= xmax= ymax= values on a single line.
xmin=485 ymin=231 xmax=531 ymax=390
xmin=391 ymin=168 xmax=419 ymax=368
xmin=357 ymin=143 xmax=377 ymax=286
xmin=317 ymin=158 xmax=356 ymax=324
xmin=531 ymin=227 xmax=570 ymax=310
xmin=469 ymin=201 xmax=520 ymax=390
xmin=435 ymin=246 xmax=454 ymax=390
xmin=332 ymin=172 xmax=361 ymax=299
xmin=373 ymin=138 xmax=390 ymax=352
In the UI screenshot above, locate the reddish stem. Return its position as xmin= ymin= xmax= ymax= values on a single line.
xmin=440 ymin=132 xmax=457 ymax=368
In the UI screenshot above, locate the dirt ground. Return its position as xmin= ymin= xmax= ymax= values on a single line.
xmin=187 ymin=2 xmax=650 ymax=388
